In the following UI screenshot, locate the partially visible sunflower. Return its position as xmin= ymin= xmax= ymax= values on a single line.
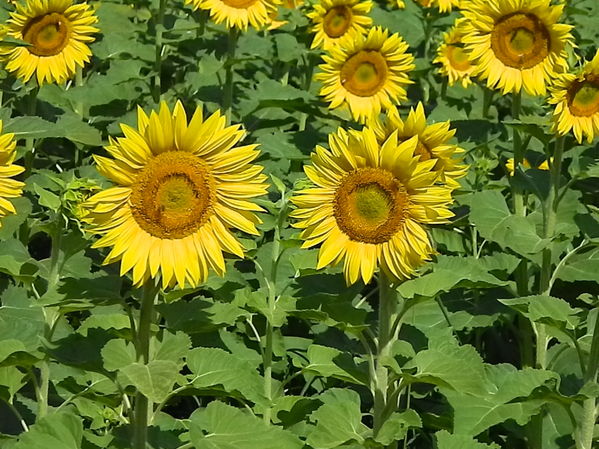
xmin=369 ymin=103 xmax=467 ymax=188
xmin=186 ymin=0 xmax=279 ymax=31
xmin=290 ymin=127 xmax=454 ymax=285
xmin=461 ymin=0 xmax=573 ymax=96
xmin=415 ymin=0 xmax=460 ymax=12
xmin=549 ymin=50 xmax=599 ymax=143
xmin=506 ymin=157 xmax=549 ymax=176
xmin=316 ymin=26 xmax=414 ymax=123
xmin=434 ymin=20 xmax=475 ymax=88
xmin=307 ymin=0 xmax=372 ymax=51
xmin=391 ymin=0 xmax=405 ymax=8
xmin=0 ymin=0 xmax=98 ymax=85
xmin=0 ymin=121 xmax=24 ymax=225
xmin=83 ymin=101 xmax=268 ymax=289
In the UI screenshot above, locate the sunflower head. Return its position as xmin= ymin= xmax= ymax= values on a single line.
xmin=0 ymin=0 xmax=99 ymax=85
xmin=434 ymin=20 xmax=475 ymax=88
xmin=549 ymin=50 xmax=599 ymax=143
xmin=84 ymin=101 xmax=268 ymax=289
xmin=369 ymin=103 xmax=467 ymax=188
xmin=316 ymin=26 xmax=415 ymax=123
xmin=461 ymin=0 xmax=573 ymax=96
xmin=291 ymin=126 xmax=455 ymax=285
xmin=307 ymin=0 xmax=373 ymax=51
xmin=186 ymin=0 xmax=279 ymax=30
xmin=416 ymin=0 xmax=460 ymax=12
xmin=0 ymin=121 xmax=24 ymax=225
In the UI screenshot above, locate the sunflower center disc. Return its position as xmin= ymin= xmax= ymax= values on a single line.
xmin=130 ymin=151 xmax=214 ymax=239
xmin=568 ymin=77 xmax=599 ymax=117
xmin=334 ymin=167 xmax=408 ymax=244
xmin=490 ymin=13 xmax=550 ymax=69
xmin=447 ymin=45 xmax=471 ymax=71
xmin=222 ymin=0 xmax=258 ymax=9
xmin=341 ymin=50 xmax=388 ymax=97
xmin=23 ymin=12 xmax=70 ymax=57
xmin=323 ymin=6 xmax=352 ymax=38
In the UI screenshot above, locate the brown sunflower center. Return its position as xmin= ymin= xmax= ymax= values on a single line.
xmin=22 ymin=12 xmax=71 ymax=57
xmin=334 ymin=167 xmax=408 ymax=244
xmin=341 ymin=50 xmax=388 ymax=97
xmin=447 ymin=44 xmax=471 ymax=71
xmin=221 ymin=0 xmax=258 ymax=9
xmin=490 ymin=12 xmax=550 ymax=70
xmin=568 ymin=76 xmax=599 ymax=117
xmin=130 ymin=151 xmax=214 ymax=239
xmin=323 ymin=6 xmax=352 ymax=38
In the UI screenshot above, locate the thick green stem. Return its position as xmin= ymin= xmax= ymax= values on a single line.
xmin=373 ymin=272 xmax=400 ymax=447
xmin=132 ymin=282 xmax=158 ymax=449
xmin=152 ymin=0 xmax=167 ymax=103
xmin=37 ymin=362 xmax=50 ymax=419
xmin=482 ymin=87 xmax=493 ymax=119
xmin=47 ymin=214 xmax=63 ymax=292
xmin=577 ymin=311 xmax=599 ymax=449
xmin=511 ymin=90 xmax=524 ymax=216
xmin=24 ymin=84 xmax=39 ymax=176
xmin=223 ymin=28 xmax=239 ymax=124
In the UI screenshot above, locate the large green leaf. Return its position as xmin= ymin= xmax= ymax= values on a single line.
xmin=186 ymin=347 xmax=266 ymax=405
xmin=306 ymin=389 xmax=369 ymax=449
xmin=499 ymin=295 xmax=581 ymax=330
xmin=435 ymin=430 xmax=500 ymax=449
xmin=119 ymin=360 xmax=179 ymax=403
xmin=13 ymin=412 xmax=83 ymax=449
xmin=469 ymin=190 xmax=549 ymax=256
xmin=302 ymin=344 xmax=368 ymax=386
xmin=404 ymin=338 xmax=488 ymax=395
xmin=188 ymin=401 xmax=303 ymax=449
xmin=374 ymin=410 xmax=422 ymax=446
xmin=442 ymin=364 xmax=559 ymax=436
xmin=398 ymin=255 xmax=514 ymax=298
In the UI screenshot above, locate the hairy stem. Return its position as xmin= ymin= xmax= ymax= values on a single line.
xmin=152 ymin=0 xmax=167 ymax=103
xmin=373 ymin=272 xmax=400 ymax=448
xmin=132 ymin=281 xmax=158 ymax=449
xmin=223 ymin=27 xmax=239 ymax=124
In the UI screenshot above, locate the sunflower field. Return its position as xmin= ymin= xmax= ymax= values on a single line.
xmin=0 ymin=0 xmax=599 ymax=447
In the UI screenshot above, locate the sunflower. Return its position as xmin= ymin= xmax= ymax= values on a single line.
xmin=186 ymin=0 xmax=278 ymax=31
xmin=506 ymin=157 xmax=549 ymax=176
xmin=307 ymin=0 xmax=372 ymax=50
xmin=0 ymin=121 xmax=24 ymax=225
xmin=549 ymin=51 xmax=599 ymax=144
xmin=290 ymin=127 xmax=454 ymax=285
xmin=416 ymin=0 xmax=460 ymax=12
xmin=434 ymin=21 xmax=475 ymax=88
xmin=461 ymin=0 xmax=573 ymax=96
xmin=316 ymin=26 xmax=415 ymax=123
xmin=369 ymin=103 xmax=467 ymax=188
xmin=83 ymin=101 xmax=268 ymax=289
xmin=0 ymin=0 xmax=98 ymax=85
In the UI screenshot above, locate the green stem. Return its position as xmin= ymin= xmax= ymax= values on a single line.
xmin=223 ymin=27 xmax=239 ymax=124
xmin=152 ymin=0 xmax=167 ymax=103
xmin=511 ymin=90 xmax=524 ymax=216
xmin=132 ymin=281 xmax=159 ymax=449
xmin=373 ymin=272 xmax=400 ymax=448
xmin=24 ymin=84 xmax=39 ymax=176
xmin=299 ymin=54 xmax=316 ymax=132
xmin=578 ymin=311 xmax=599 ymax=449
xmin=47 ymin=213 xmax=63 ymax=292
xmin=482 ymin=86 xmax=493 ymax=119
xmin=540 ymin=136 xmax=565 ymax=295
xmin=37 ymin=362 xmax=50 ymax=419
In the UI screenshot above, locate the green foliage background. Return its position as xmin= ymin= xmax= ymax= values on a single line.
xmin=0 ymin=0 xmax=598 ymax=448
